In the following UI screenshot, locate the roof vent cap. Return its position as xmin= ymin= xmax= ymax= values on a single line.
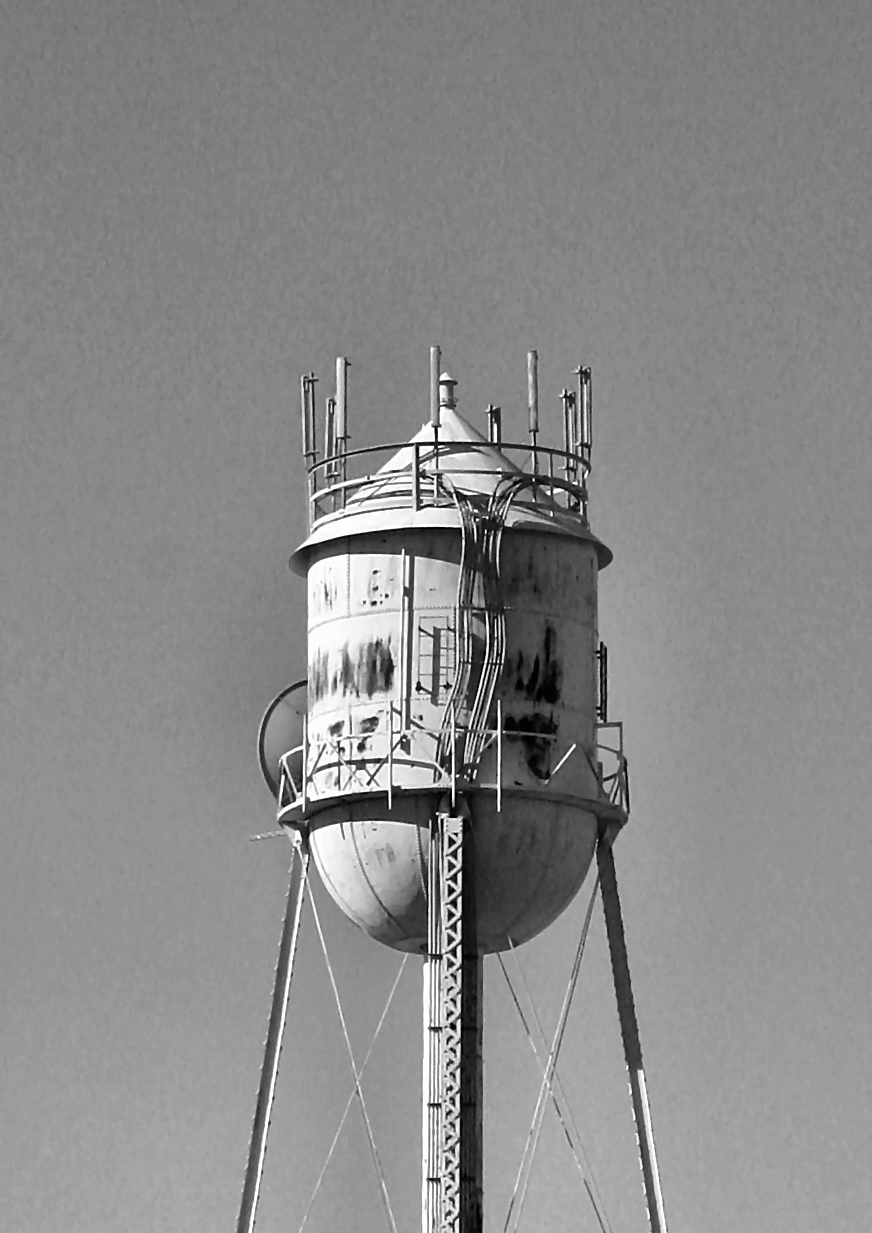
xmin=439 ymin=372 xmax=457 ymax=411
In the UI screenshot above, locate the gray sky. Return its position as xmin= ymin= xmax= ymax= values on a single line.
xmin=3 ymin=1 xmax=871 ymax=1229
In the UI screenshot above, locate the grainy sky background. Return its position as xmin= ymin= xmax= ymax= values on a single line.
xmin=3 ymin=1 xmax=871 ymax=1230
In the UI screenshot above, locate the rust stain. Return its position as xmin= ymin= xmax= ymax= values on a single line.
xmin=309 ymin=638 xmax=396 ymax=702
xmin=503 ymin=711 xmax=558 ymax=780
xmin=309 ymin=648 xmax=330 ymax=702
xmin=508 ymin=622 xmax=562 ymax=705
xmin=367 ymin=568 xmax=381 ymax=607
xmin=356 ymin=715 xmax=380 ymax=754
xmin=360 ymin=637 xmax=395 ymax=696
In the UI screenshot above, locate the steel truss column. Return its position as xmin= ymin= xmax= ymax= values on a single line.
xmin=423 ymin=809 xmax=483 ymax=1233
xmin=424 ymin=816 xmax=442 ymax=1233
xmin=238 ymin=833 xmax=310 ymax=1233
xmin=596 ymin=836 xmax=668 ymax=1233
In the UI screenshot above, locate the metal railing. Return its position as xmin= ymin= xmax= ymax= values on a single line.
xmin=595 ymin=721 xmax=630 ymax=815
xmin=274 ymin=705 xmax=628 ymax=826
xmin=305 ymin=438 xmax=591 ymax=530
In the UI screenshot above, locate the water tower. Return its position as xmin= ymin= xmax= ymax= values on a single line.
xmin=239 ymin=349 xmax=668 ymax=1233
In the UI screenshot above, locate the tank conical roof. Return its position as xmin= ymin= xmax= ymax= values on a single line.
xmin=351 ymin=406 xmax=527 ymax=504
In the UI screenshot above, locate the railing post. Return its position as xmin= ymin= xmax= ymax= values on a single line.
xmin=451 ymin=707 xmax=457 ymax=809
xmin=496 ymin=699 xmax=502 ymax=813
xmin=301 ymin=715 xmax=308 ymax=814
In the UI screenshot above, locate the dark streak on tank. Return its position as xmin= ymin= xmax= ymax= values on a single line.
xmin=508 ymin=622 xmax=562 ymax=705
xmin=356 ymin=716 xmax=379 ymax=754
xmin=338 ymin=647 xmax=357 ymax=695
xmin=360 ymin=638 xmax=395 ymax=696
xmin=309 ymin=639 xmax=396 ymax=702
xmin=309 ymin=648 xmax=330 ymax=702
xmin=503 ymin=711 xmax=558 ymax=780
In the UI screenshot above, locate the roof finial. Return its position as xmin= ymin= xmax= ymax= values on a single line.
xmin=439 ymin=372 xmax=457 ymax=411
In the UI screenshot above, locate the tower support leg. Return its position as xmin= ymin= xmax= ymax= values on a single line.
xmin=597 ymin=835 xmax=668 ymax=1233
xmin=237 ymin=833 xmax=310 ymax=1233
xmin=423 ymin=809 xmax=483 ymax=1233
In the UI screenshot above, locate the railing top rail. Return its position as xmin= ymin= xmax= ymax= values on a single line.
xmin=306 ymin=437 xmax=591 ymax=531
xmin=307 ymin=436 xmax=592 ymax=479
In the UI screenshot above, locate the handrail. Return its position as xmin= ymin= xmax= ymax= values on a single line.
xmin=274 ymin=714 xmax=628 ymax=821
xmin=304 ymin=437 xmax=591 ymax=531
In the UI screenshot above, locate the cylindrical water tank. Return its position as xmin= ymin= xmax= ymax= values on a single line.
xmin=288 ymin=403 xmax=612 ymax=955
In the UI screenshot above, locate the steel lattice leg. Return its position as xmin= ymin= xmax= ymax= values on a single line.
xmin=237 ymin=834 xmax=310 ymax=1233
xmin=424 ymin=816 xmax=443 ymax=1233
xmin=459 ymin=853 xmax=482 ymax=1232
xmin=440 ymin=811 xmax=464 ymax=1230
xmin=423 ymin=810 xmax=483 ymax=1233
xmin=597 ymin=836 xmax=668 ymax=1233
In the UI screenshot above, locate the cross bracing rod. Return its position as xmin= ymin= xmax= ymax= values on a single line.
xmin=596 ymin=837 xmax=668 ymax=1233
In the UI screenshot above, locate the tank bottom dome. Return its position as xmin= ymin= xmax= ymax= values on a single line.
xmin=308 ymin=792 xmax=598 ymax=954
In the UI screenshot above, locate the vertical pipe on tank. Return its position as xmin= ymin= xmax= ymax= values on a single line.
xmin=580 ymin=366 xmax=592 ymax=519
xmin=430 ymin=346 xmax=441 ymax=428
xmin=308 ymin=380 xmax=318 ymax=471
xmin=430 ymin=347 xmax=441 ymax=489
xmin=496 ymin=698 xmax=502 ymax=812
xmin=336 ymin=358 xmax=348 ymax=444
xmin=485 ymin=404 xmax=502 ymax=445
xmin=300 ymin=375 xmax=312 ymax=460
xmin=412 ymin=442 xmax=421 ymax=510
xmin=573 ymin=366 xmax=584 ymax=462
xmin=580 ymin=366 xmax=592 ymax=461
xmin=324 ymin=397 xmax=336 ymax=463
xmin=336 ymin=357 xmax=349 ymax=509
xmin=324 ymin=397 xmax=337 ymax=513
xmin=300 ymin=376 xmax=311 ymax=518
xmin=527 ymin=350 xmax=539 ymax=471
xmin=398 ymin=551 xmax=406 ymax=733
xmin=301 ymin=713 xmax=308 ymax=814
xmin=300 ymin=374 xmax=318 ymax=519
xmin=400 ymin=550 xmax=415 ymax=732
xmin=561 ymin=389 xmax=575 ymax=500
xmin=597 ymin=642 xmax=609 ymax=723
